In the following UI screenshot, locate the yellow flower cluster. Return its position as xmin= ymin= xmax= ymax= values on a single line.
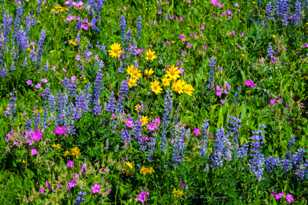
xmin=150 ymin=65 xmax=194 ymax=95
xmin=70 ymin=147 xmax=80 ymax=157
xmin=51 ymin=5 xmax=68 ymax=13
xmin=140 ymin=116 xmax=149 ymax=126
xmin=108 ymin=43 xmax=123 ymax=59
xmin=126 ymin=65 xmax=142 ymax=88
xmin=172 ymin=188 xmax=184 ymax=198
xmin=140 ymin=166 xmax=154 ymax=175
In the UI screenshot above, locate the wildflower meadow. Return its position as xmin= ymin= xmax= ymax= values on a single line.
xmin=0 ymin=0 xmax=307 ymax=204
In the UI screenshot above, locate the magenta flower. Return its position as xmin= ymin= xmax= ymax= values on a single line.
xmin=125 ymin=118 xmax=134 ymax=128
xmin=67 ymin=160 xmax=74 ymax=169
xmin=147 ymin=117 xmax=161 ymax=132
xmin=39 ymin=187 xmax=45 ymax=193
xmin=272 ymin=192 xmax=284 ymax=201
xmin=286 ymin=194 xmax=295 ymax=204
xmin=72 ymin=1 xmax=84 ymax=9
xmin=35 ymin=83 xmax=42 ymax=89
xmin=193 ymin=128 xmax=201 ymax=137
xmin=136 ymin=191 xmax=149 ymax=204
xmin=67 ymin=179 xmax=77 ymax=191
xmin=26 ymin=80 xmax=33 ymax=86
xmin=179 ymin=34 xmax=186 ymax=42
xmin=244 ymin=79 xmax=256 ymax=88
xmin=41 ymin=78 xmax=48 ymax=84
xmin=303 ymin=43 xmax=308 ymax=48
xmin=80 ymin=19 xmax=90 ymax=30
xmin=31 ymin=129 xmax=43 ymax=142
xmin=91 ymin=183 xmax=101 ymax=194
xmin=54 ymin=125 xmax=67 ymax=136
xmin=269 ymin=98 xmax=277 ymax=106
xmin=211 ymin=0 xmax=224 ymax=8
xmin=31 ymin=148 xmax=38 ymax=156
xmin=215 ymin=85 xmax=223 ymax=97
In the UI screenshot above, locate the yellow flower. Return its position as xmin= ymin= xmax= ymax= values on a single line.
xmin=128 ymin=77 xmax=138 ymax=88
xmin=183 ymin=83 xmax=194 ymax=96
xmin=68 ymin=39 xmax=78 ymax=46
xmin=140 ymin=116 xmax=149 ymax=126
xmin=70 ymin=147 xmax=80 ymax=157
xmin=125 ymin=161 xmax=135 ymax=170
xmin=108 ymin=43 xmax=123 ymax=58
xmin=144 ymin=68 xmax=154 ymax=77
xmin=126 ymin=65 xmax=142 ymax=79
xmin=172 ymin=188 xmax=184 ymax=198
xmin=166 ymin=65 xmax=181 ymax=81
xmin=145 ymin=49 xmax=157 ymax=61
xmin=135 ymin=104 xmax=143 ymax=112
xmin=64 ymin=150 xmax=70 ymax=157
xmin=150 ymin=80 xmax=162 ymax=95
xmin=172 ymin=79 xmax=186 ymax=94
xmin=140 ymin=166 xmax=154 ymax=175
xmin=52 ymin=144 xmax=62 ymax=150
xmin=51 ymin=5 xmax=68 ymax=13
xmin=162 ymin=75 xmax=171 ymax=87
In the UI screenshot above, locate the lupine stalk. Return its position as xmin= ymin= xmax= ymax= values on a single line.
xmin=136 ymin=16 xmax=142 ymax=39
xmin=161 ymin=91 xmax=172 ymax=151
xmin=200 ymin=120 xmax=209 ymax=157
xmin=210 ymin=128 xmax=225 ymax=167
xmin=172 ymin=125 xmax=185 ymax=164
xmin=37 ymin=30 xmax=46 ymax=65
xmin=249 ymin=129 xmax=265 ymax=181
xmin=207 ymin=56 xmax=216 ymax=89
xmin=120 ymin=16 xmax=126 ymax=43
xmin=106 ymin=91 xmax=116 ymax=113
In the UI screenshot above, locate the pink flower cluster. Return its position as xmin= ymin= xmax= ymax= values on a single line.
xmin=147 ymin=117 xmax=161 ymax=132
xmin=136 ymin=191 xmax=149 ymax=204
xmin=272 ymin=192 xmax=295 ymax=204
xmin=215 ymin=82 xmax=231 ymax=97
xmin=244 ymin=79 xmax=256 ymax=88
xmin=64 ymin=0 xmax=84 ymax=9
xmin=211 ymin=0 xmax=224 ymax=8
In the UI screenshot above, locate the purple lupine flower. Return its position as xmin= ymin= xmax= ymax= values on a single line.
xmin=3 ymin=13 xmax=13 ymax=47
xmin=92 ymin=69 xmax=103 ymax=115
xmin=265 ymin=2 xmax=274 ymax=20
xmin=265 ymin=156 xmax=280 ymax=172
xmin=237 ymin=143 xmax=249 ymax=158
xmin=172 ymin=125 xmax=186 ymax=164
xmin=136 ymin=16 xmax=142 ymax=39
xmin=134 ymin=116 xmax=142 ymax=140
xmin=119 ymin=80 xmax=128 ymax=95
xmin=276 ymin=0 xmax=289 ymax=26
xmin=249 ymin=129 xmax=265 ymax=181
xmin=120 ymin=16 xmax=126 ymax=43
xmin=210 ymin=128 xmax=225 ymax=167
xmin=37 ymin=30 xmax=46 ymax=64
xmin=13 ymin=7 xmax=23 ymax=37
xmin=0 ymin=69 xmax=6 ymax=78
xmin=293 ymin=0 xmax=302 ymax=25
xmin=34 ymin=112 xmax=41 ymax=130
xmin=207 ymin=56 xmax=216 ymax=89
xmin=161 ymin=91 xmax=172 ymax=151
xmin=56 ymin=93 xmax=66 ymax=125
xmin=48 ymin=94 xmax=55 ymax=113
xmin=91 ymin=17 xmax=99 ymax=32
xmin=75 ymin=191 xmax=86 ymax=205
xmin=267 ymin=43 xmax=275 ymax=59
xmin=106 ymin=92 xmax=116 ymax=113
xmin=291 ymin=148 xmax=305 ymax=167
xmin=16 ymin=29 xmax=28 ymax=51
xmin=4 ymin=95 xmax=17 ymax=117
xmin=200 ymin=120 xmax=209 ymax=157
xmin=121 ymin=129 xmax=131 ymax=144
xmin=227 ymin=116 xmax=241 ymax=147
xmin=126 ymin=29 xmax=132 ymax=43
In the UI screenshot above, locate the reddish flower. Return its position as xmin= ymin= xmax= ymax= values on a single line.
xmin=31 ymin=129 xmax=43 ymax=142
xmin=211 ymin=0 xmax=224 ymax=8
xmin=31 ymin=148 xmax=38 ymax=156
xmin=193 ymin=128 xmax=201 ymax=137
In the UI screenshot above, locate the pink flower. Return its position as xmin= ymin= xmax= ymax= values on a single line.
xmin=41 ymin=78 xmax=48 ymax=84
xmin=67 ymin=160 xmax=74 ymax=169
xmin=80 ymin=19 xmax=89 ymax=30
xmin=80 ymin=163 xmax=87 ymax=174
xmin=125 ymin=118 xmax=134 ymax=128
xmin=136 ymin=191 xmax=149 ymax=204
xmin=91 ymin=183 xmax=101 ymax=194
xmin=215 ymin=85 xmax=223 ymax=97
xmin=211 ymin=0 xmax=224 ymax=8
xmin=269 ymin=98 xmax=277 ymax=106
xmin=303 ymin=43 xmax=308 ymax=48
xmin=31 ymin=148 xmax=38 ymax=156
xmin=179 ymin=34 xmax=186 ymax=42
xmin=54 ymin=126 xmax=67 ymax=136
xmin=26 ymin=80 xmax=33 ymax=86
xmin=244 ymin=79 xmax=256 ymax=88
xmin=286 ymin=194 xmax=295 ymax=204
xmin=66 ymin=15 xmax=76 ymax=22
xmin=39 ymin=187 xmax=45 ymax=193
xmin=67 ymin=179 xmax=77 ymax=191
xmin=272 ymin=192 xmax=284 ymax=201
xmin=193 ymin=128 xmax=201 ymax=137
xmin=72 ymin=1 xmax=84 ymax=9
xmin=35 ymin=83 xmax=42 ymax=89
xmin=31 ymin=129 xmax=43 ymax=142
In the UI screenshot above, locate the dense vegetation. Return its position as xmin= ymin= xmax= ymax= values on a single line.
xmin=0 ymin=0 xmax=307 ymax=204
